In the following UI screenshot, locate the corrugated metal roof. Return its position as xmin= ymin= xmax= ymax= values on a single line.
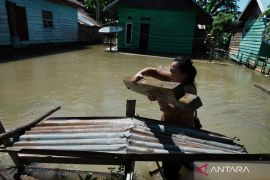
xmin=239 ymin=0 xmax=270 ymax=20
xmin=48 ymin=0 xmax=84 ymax=8
xmin=78 ymin=9 xmax=100 ymax=27
xmin=9 ymin=116 xmax=246 ymax=155
xmin=64 ymin=0 xmax=84 ymax=7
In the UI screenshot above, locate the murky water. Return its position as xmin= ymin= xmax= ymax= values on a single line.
xmin=0 ymin=45 xmax=269 ymax=179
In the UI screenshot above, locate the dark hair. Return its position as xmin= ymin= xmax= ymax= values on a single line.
xmin=173 ymin=56 xmax=197 ymax=88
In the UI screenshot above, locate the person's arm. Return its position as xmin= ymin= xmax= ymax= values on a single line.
xmin=133 ymin=67 xmax=170 ymax=83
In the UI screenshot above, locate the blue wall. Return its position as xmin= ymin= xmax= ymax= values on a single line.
xmin=0 ymin=0 xmax=78 ymax=46
xmin=0 ymin=0 xmax=11 ymax=45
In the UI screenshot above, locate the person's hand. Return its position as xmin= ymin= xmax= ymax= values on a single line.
xmin=132 ymin=73 xmax=144 ymax=84
xmin=147 ymin=94 xmax=157 ymax=101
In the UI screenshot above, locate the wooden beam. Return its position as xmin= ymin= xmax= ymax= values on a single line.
xmin=254 ymin=84 xmax=270 ymax=96
xmin=19 ymin=155 xmax=124 ymax=165
xmin=2 ymin=148 xmax=268 ymax=161
xmin=0 ymin=121 xmax=24 ymax=169
xmin=124 ymin=77 xmax=185 ymax=99
xmin=124 ymin=161 xmax=135 ymax=180
xmin=0 ymin=106 xmax=61 ymax=144
xmin=126 ymin=99 xmax=136 ymax=117
xmin=123 ymin=77 xmax=202 ymax=111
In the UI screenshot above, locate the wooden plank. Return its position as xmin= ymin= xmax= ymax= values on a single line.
xmin=254 ymin=84 xmax=270 ymax=96
xmin=1 ymin=148 xmax=268 ymax=161
xmin=125 ymin=161 xmax=135 ymax=180
xmin=0 ymin=121 xmax=24 ymax=169
xmin=47 ymin=116 xmax=127 ymax=120
xmin=19 ymin=154 xmax=124 ymax=165
xmin=126 ymin=99 xmax=136 ymax=117
xmin=0 ymin=106 xmax=61 ymax=144
xmin=123 ymin=77 xmax=202 ymax=111
xmin=124 ymin=77 xmax=185 ymax=99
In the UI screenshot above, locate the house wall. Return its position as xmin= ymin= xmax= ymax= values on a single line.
xmin=118 ymin=7 xmax=197 ymax=55
xmin=78 ymin=24 xmax=103 ymax=43
xmin=259 ymin=41 xmax=270 ymax=57
xmin=238 ymin=19 xmax=265 ymax=63
xmin=1 ymin=0 xmax=78 ymax=46
xmin=229 ymin=32 xmax=242 ymax=56
xmin=0 ymin=0 xmax=11 ymax=45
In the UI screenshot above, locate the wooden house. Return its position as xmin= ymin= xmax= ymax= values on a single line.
xmin=78 ymin=8 xmax=103 ymax=43
xmin=0 ymin=0 xmax=82 ymax=47
xmin=105 ymin=0 xmax=212 ymax=55
xmin=229 ymin=0 xmax=270 ymax=72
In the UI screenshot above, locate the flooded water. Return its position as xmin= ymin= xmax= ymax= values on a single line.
xmin=0 ymin=45 xmax=269 ymax=179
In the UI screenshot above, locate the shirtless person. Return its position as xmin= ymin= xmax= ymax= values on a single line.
xmin=133 ymin=56 xmax=198 ymax=180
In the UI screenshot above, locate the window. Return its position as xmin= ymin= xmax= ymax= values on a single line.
xmin=125 ymin=23 xmax=132 ymax=45
xmin=141 ymin=17 xmax=151 ymax=21
xmin=42 ymin=10 xmax=53 ymax=28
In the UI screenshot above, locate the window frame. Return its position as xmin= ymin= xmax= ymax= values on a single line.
xmin=42 ymin=10 xmax=53 ymax=29
xmin=125 ymin=22 xmax=133 ymax=45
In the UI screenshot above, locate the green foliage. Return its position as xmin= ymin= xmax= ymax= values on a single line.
xmin=210 ymin=13 xmax=235 ymax=47
xmin=83 ymin=0 xmax=116 ymax=24
xmin=261 ymin=6 xmax=270 ymax=44
xmin=104 ymin=165 xmax=125 ymax=180
xmin=77 ymin=173 xmax=98 ymax=180
xmin=196 ymin=0 xmax=239 ymax=50
xmin=261 ymin=6 xmax=270 ymax=17
xmin=196 ymin=0 xmax=239 ymax=17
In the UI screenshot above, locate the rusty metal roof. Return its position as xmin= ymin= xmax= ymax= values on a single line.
xmin=9 ymin=116 xmax=246 ymax=155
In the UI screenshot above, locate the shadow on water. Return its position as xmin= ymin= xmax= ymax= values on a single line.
xmin=0 ymin=42 xmax=100 ymax=63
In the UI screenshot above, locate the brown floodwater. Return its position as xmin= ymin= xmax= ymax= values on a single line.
xmin=0 ymin=45 xmax=269 ymax=179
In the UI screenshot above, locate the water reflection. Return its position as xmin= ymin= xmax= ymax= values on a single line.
xmin=0 ymin=45 xmax=269 ymax=178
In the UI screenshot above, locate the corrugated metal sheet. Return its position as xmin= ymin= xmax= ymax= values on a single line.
xmin=238 ymin=19 xmax=265 ymax=63
xmin=65 ymin=0 xmax=84 ymax=7
xmin=10 ymin=117 xmax=246 ymax=155
xmin=78 ymin=9 xmax=100 ymax=27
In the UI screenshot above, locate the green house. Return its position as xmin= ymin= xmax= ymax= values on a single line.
xmin=229 ymin=0 xmax=270 ymax=70
xmin=105 ymin=0 xmax=211 ymax=55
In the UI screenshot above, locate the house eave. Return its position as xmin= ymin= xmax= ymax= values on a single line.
xmin=104 ymin=0 xmax=212 ymax=24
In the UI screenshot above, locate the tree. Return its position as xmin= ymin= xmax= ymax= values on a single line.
xmin=261 ymin=6 xmax=270 ymax=45
xmin=196 ymin=0 xmax=240 ymax=50
xmin=196 ymin=0 xmax=239 ymax=17
xmin=82 ymin=0 xmax=116 ymax=24
xmin=210 ymin=13 xmax=235 ymax=48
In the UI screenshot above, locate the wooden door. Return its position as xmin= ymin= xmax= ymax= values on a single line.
xmin=15 ymin=6 xmax=29 ymax=41
xmin=139 ymin=24 xmax=150 ymax=50
xmin=5 ymin=1 xmax=17 ymax=37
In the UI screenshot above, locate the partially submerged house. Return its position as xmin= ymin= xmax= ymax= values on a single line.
xmin=229 ymin=0 xmax=270 ymax=71
xmin=78 ymin=8 xmax=103 ymax=43
xmin=0 ymin=0 xmax=92 ymax=47
xmin=105 ymin=0 xmax=212 ymax=55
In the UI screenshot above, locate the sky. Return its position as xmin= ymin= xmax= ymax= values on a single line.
xmin=238 ymin=0 xmax=249 ymax=12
